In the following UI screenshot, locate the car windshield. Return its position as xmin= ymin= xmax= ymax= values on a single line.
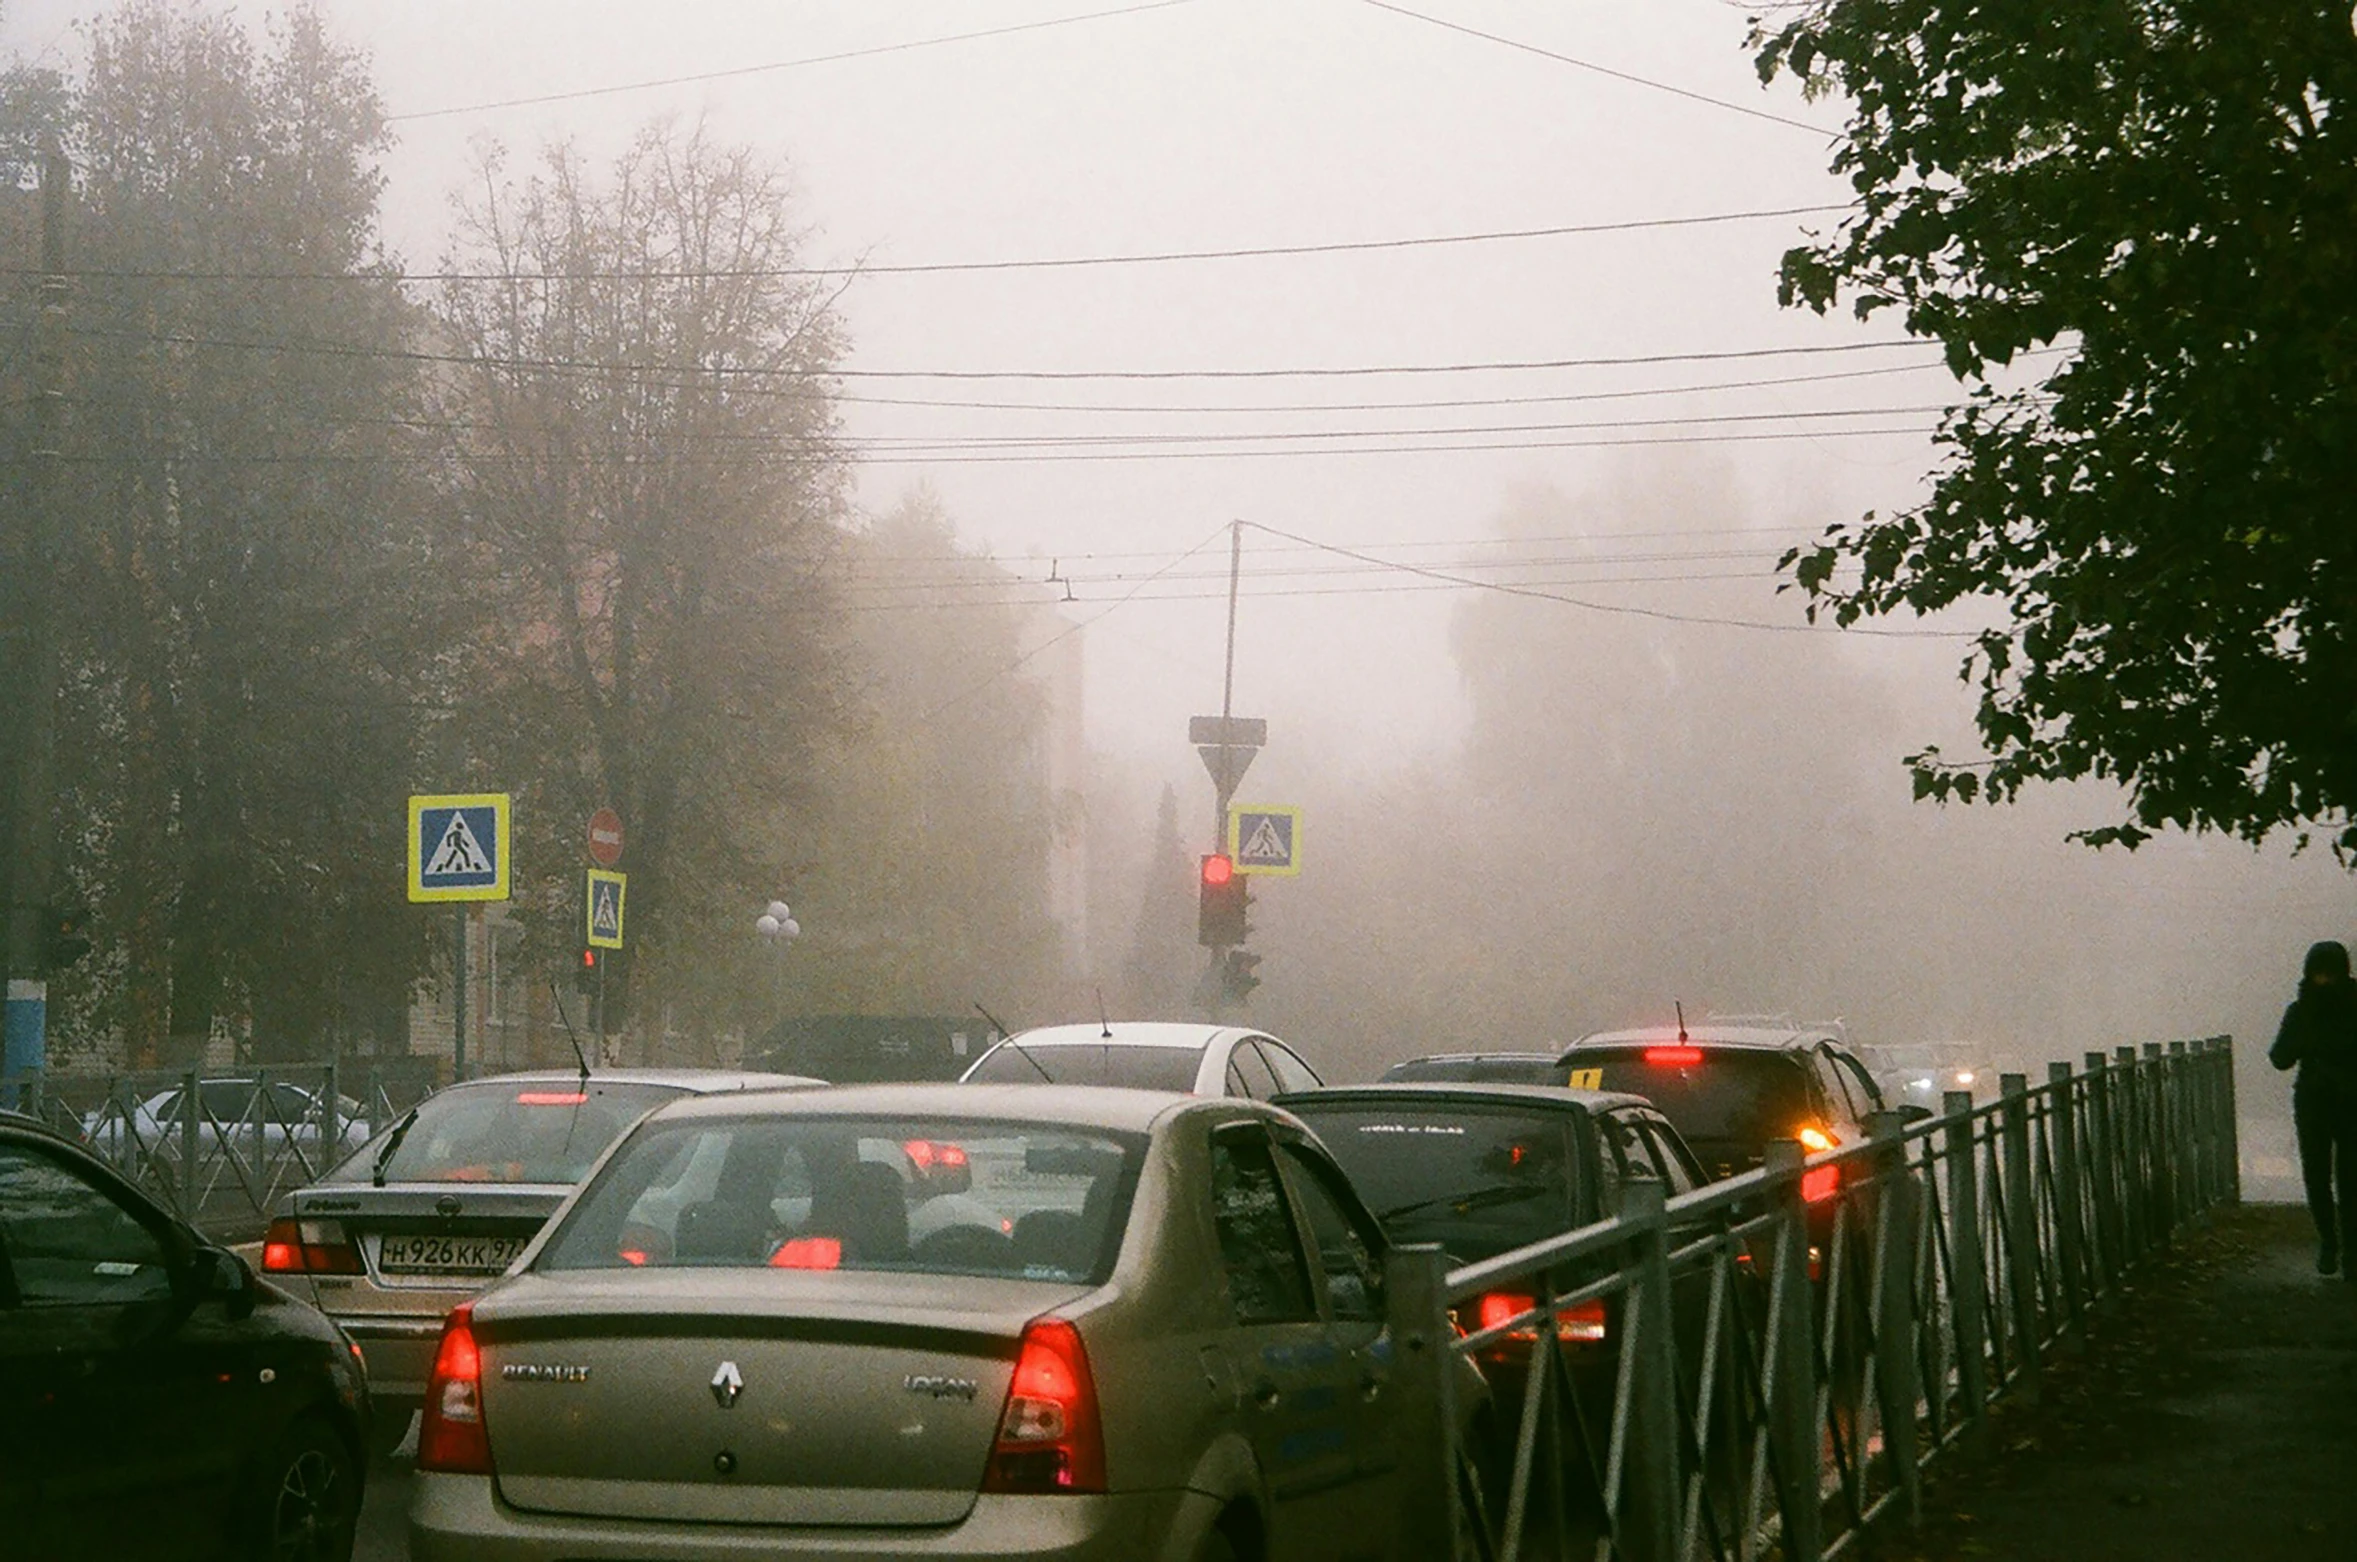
xmin=538 ymin=1115 xmax=1142 ymax=1284
xmin=964 ymin=1041 xmax=1201 ymax=1091
xmin=1379 ymin=1056 xmax=1567 ymax=1085
xmin=1288 ymin=1102 xmax=1584 ymax=1263
xmin=1564 ymin=1049 xmax=1813 ymax=1146
xmin=335 ymin=1080 xmax=682 ymax=1185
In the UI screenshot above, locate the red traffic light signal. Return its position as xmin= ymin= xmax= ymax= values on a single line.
xmin=1199 ymin=855 xmax=1248 ymax=947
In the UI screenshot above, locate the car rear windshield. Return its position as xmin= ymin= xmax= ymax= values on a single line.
xmin=1287 ymin=1102 xmax=1585 ymax=1263
xmin=538 ymin=1115 xmax=1144 ymax=1284
xmin=964 ymin=1041 xmax=1200 ymax=1091
xmin=1562 ymin=1050 xmax=1812 ymax=1146
xmin=339 ymin=1081 xmax=683 ymax=1186
xmin=1378 ymin=1056 xmax=1567 ymax=1085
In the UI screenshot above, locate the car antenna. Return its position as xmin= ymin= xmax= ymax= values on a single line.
xmin=1675 ymin=1000 xmax=1689 ymax=1045
xmin=975 ymin=1000 xmax=1054 ymax=1083
xmin=1097 ymin=987 xmax=1112 ymax=1040
xmin=550 ymin=978 xmax=595 ymax=1086
xmin=974 ymin=1000 xmax=1012 ymax=1041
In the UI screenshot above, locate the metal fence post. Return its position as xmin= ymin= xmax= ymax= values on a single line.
xmin=2046 ymin=1062 xmax=2087 ymax=1334
xmin=1384 ymin=1244 xmax=1462 ymax=1562
xmin=2114 ymin=1046 xmax=2146 ymax=1263
xmin=1760 ymin=1141 xmax=1822 ymax=1562
xmin=2143 ymin=1043 xmax=2173 ymax=1241
xmin=1866 ymin=1113 xmax=1922 ymax=1525
xmin=2216 ymin=1036 xmax=2242 ymax=1203
xmin=1942 ymin=1091 xmax=1989 ymax=1431
xmin=1616 ymin=1178 xmax=1681 ymax=1562
xmin=2081 ymin=1052 xmax=2119 ymax=1301
xmin=1997 ymin=1074 xmax=2041 ymax=1399
xmin=179 ymin=1064 xmax=201 ymax=1219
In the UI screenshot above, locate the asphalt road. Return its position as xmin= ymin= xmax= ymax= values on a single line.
xmin=357 ymin=1420 xmax=416 ymax=1562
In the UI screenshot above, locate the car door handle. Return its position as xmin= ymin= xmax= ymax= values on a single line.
xmin=1250 ymin=1380 xmax=1281 ymax=1410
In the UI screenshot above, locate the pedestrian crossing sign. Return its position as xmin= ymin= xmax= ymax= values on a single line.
xmin=408 ymin=793 xmax=511 ymax=903
xmin=586 ymin=869 xmax=627 ymax=950
xmin=1228 ymin=805 xmax=1302 ymax=877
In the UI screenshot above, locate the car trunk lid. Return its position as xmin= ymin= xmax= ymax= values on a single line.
xmin=473 ymin=1269 xmax=1095 ymax=1526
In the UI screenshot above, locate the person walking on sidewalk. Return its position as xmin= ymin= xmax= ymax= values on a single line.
xmin=2269 ymin=939 xmax=2357 ymax=1277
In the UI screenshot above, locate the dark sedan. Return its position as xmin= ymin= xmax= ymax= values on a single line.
xmin=1 ymin=1110 xmax=371 ymax=1562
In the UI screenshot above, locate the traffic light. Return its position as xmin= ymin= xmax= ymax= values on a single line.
xmin=1199 ymin=855 xmax=1249 ymax=947
xmin=1219 ymin=948 xmax=1262 ymax=1003
xmin=574 ymin=947 xmax=600 ymax=993
xmin=41 ymin=905 xmax=92 ymax=973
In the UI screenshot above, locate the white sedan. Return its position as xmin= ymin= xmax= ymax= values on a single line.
xmin=959 ymin=1022 xmax=1324 ymax=1100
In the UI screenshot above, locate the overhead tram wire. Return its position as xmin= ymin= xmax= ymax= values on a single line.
xmin=5 ymin=203 xmax=1852 ymax=284
xmin=1239 ymin=521 xmax=1966 ymax=640
xmin=386 ymin=0 xmax=1199 ymax=122
xmin=1357 ymin=0 xmax=1836 ymax=140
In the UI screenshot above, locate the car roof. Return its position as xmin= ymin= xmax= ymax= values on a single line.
xmin=1560 ymin=1025 xmax=1836 ymax=1061
xmin=997 ymin=1022 xmax=1261 ymax=1052
xmin=645 ymin=1080 xmax=1209 ymax=1135
xmin=1274 ymin=1081 xmax=1653 ymax=1114
xmin=1384 ymin=1052 xmax=1558 ymax=1065
xmin=439 ymin=1068 xmax=824 ymax=1093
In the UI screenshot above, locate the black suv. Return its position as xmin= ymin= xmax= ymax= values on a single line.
xmin=0 ymin=1110 xmax=371 ymax=1562
xmin=1555 ymin=1023 xmax=1909 ymax=1181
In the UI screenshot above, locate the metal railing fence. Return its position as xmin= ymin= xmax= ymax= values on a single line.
xmin=2 ymin=1059 xmax=440 ymax=1238
xmin=1384 ymin=1037 xmax=2237 ymax=1562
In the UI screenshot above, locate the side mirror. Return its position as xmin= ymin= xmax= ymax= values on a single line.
xmin=189 ymin=1247 xmax=257 ymax=1322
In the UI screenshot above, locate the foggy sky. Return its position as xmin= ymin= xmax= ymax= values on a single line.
xmin=6 ymin=0 xmax=2338 ymax=1185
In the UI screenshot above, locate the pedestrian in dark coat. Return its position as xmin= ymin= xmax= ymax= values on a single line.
xmin=2270 ymin=939 xmax=2357 ymax=1277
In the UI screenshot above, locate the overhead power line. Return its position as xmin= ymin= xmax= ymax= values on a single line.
xmin=1358 ymin=0 xmax=1834 ymax=139
xmin=388 ymin=0 xmax=1197 ymax=122
xmin=1 ymin=202 xmax=1849 ymax=284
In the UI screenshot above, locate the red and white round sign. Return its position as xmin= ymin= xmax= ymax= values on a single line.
xmin=586 ymin=808 xmax=625 ymax=867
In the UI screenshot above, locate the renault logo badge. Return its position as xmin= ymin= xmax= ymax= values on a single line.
xmin=710 ymin=1360 xmax=744 ymax=1409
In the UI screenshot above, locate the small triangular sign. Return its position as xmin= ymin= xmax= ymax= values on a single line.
xmin=591 ymin=885 xmax=620 ymax=937
xmin=1197 ymin=744 xmax=1258 ymax=789
xmin=428 ymin=812 xmax=491 ymax=877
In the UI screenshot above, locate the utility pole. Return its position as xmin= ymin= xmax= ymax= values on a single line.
xmin=3 ymin=141 xmax=71 ymax=1095
xmin=1212 ymin=519 xmax=1243 ymax=842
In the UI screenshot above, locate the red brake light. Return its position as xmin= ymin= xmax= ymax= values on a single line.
xmin=1474 ymin=1291 xmax=1607 ymax=1344
xmin=769 ymin=1236 xmax=842 ymax=1270
xmin=1644 ymin=1047 xmax=1704 ymax=1066
xmin=260 ymin=1216 xmax=361 ymax=1275
xmin=903 ymin=1139 xmax=970 ymax=1172
xmin=1801 ymin=1165 xmax=1842 ymax=1204
xmin=515 ymin=1091 xmax=588 ymax=1105
xmin=418 ymin=1305 xmax=492 ymax=1474
xmin=982 ymin=1318 xmax=1105 ymax=1493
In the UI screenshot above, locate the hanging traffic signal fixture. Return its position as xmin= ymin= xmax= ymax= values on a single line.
xmin=1199 ymin=855 xmax=1248 ymax=947
xmin=40 ymin=905 xmax=92 ymax=973
xmin=1219 ymin=948 xmax=1262 ymax=1003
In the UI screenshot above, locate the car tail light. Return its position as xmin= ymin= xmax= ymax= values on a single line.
xmin=981 ymin=1318 xmax=1105 ymax=1494
xmin=903 ymin=1139 xmax=969 ymax=1172
xmin=1644 ymin=1046 xmax=1704 ymax=1066
xmin=418 ymin=1305 xmax=492 ymax=1474
xmin=260 ymin=1216 xmax=363 ymax=1275
xmin=769 ymin=1236 xmax=842 ymax=1270
xmin=1473 ymin=1291 xmax=1608 ymax=1344
xmin=1801 ymin=1165 xmax=1842 ymax=1204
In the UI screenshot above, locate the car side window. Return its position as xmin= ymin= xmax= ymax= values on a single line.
xmin=1207 ymin=1125 xmax=1317 ymax=1324
xmin=1225 ymin=1043 xmax=1279 ymax=1100
xmin=1634 ymin=1118 xmax=1700 ymax=1196
xmin=1258 ymin=1041 xmax=1321 ymax=1094
xmin=0 ymin=1143 xmax=176 ymax=1308
xmin=1274 ymin=1141 xmax=1386 ymax=1323
xmin=1594 ymin=1114 xmax=1652 ymax=1211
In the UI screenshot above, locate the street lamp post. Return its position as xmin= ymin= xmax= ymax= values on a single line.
xmin=754 ymin=899 xmax=801 ymax=1040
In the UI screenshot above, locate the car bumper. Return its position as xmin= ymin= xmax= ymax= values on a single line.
xmin=336 ymin=1315 xmax=447 ymax=1403
xmin=410 ymin=1474 xmax=1211 ymax=1562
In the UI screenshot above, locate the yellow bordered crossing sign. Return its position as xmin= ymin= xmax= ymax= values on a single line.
xmin=408 ymin=793 xmax=511 ymax=903
xmin=586 ymin=869 xmax=627 ymax=951
xmin=1228 ymin=805 xmax=1302 ymax=877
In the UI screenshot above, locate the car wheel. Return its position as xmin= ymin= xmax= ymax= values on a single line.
xmin=248 ymin=1416 xmax=359 ymax=1562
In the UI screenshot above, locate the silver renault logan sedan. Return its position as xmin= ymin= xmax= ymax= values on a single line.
xmin=409 ymin=1083 xmax=1439 ymax=1562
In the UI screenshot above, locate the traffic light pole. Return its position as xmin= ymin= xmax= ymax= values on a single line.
xmin=1207 ymin=522 xmax=1245 ymax=1016
xmin=3 ymin=144 xmax=72 ymax=1097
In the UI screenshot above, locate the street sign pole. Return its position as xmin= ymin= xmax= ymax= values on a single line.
xmin=1215 ymin=520 xmax=1243 ymax=843
xmin=451 ymin=908 xmax=467 ymax=1082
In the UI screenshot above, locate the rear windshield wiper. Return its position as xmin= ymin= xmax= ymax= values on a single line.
xmin=371 ymin=1108 xmax=420 ymax=1188
xmin=1379 ymin=1182 xmax=1552 ymax=1224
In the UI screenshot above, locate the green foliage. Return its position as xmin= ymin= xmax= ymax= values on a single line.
xmin=1756 ymin=1 xmax=2357 ymax=848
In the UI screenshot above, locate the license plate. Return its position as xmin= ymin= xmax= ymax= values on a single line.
xmin=376 ymin=1234 xmax=527 ymax=1276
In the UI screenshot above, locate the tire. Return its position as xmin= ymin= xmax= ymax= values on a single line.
xmin=246 ymin=1416 xmax=360 ymax=1562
